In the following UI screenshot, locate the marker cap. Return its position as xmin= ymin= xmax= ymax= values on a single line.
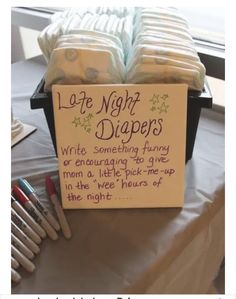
xmin=12 ymin=185 xmax=30 ymax=205
xmin=45 ymin=176 xmax=57 ymax=196
xmin=18 ymin=178 xmax=34 ymax=196
xmin=11 ymin=268 xmax=21 ymax=283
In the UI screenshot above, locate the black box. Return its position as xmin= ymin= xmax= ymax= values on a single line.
xmin=30 ymin=79 xmax=212 ymax=162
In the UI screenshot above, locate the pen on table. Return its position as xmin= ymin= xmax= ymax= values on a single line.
xmin=11 ymin=233 xmax=34 ymax=260
xmin=11 ymin=244 xmax=35 ymax=273
xmin=13 ymin=185 xmax=58 ymax=241
xmin=11 ymin=256 xmax=20 ymax=270
xmin=11 ymin=195 xmax=46 ymax=239
xmin=45 ymin=176 xmax=72 ymax=239
xmin=11 ymin=208 xmax=41 ymax=244
xmin=18 ymin=178 xmax=60 ymax=231
xmin=11 ymin=268 xmax=21 ymax=283
xmin=11 ymin=221 xmax=40 ymax=254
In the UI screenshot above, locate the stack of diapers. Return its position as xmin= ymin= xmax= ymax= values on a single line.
xmin=44 ymin=30 xmax=125 ymax=91
xmin=39 ymin=7 xmax=135 ymax=91
xmin=126 ymin=7 xmax=205 ymax=91
xmin=39 ymin=7 xmax=206 ymax=92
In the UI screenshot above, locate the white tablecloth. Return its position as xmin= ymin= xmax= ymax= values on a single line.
xmin=11 ymin=56 xmax=225 ymax=294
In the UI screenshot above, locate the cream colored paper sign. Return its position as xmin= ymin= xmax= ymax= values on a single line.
xmin=52 ymin=84 xmax=187 ymax=209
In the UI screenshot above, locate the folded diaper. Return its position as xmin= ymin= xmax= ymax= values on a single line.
xmin=126 ymin=64 xmax=204 ymax=90
xmin=38 ymin=19 xmax=64 ymax=62
xmin=55 ymin=41 xmax=125 ymax=78
xmin=44 ymin=47 xmax=123 ymax=91
xmin=42 ymin=31 xmax=126 ymax=90
xmin=134 ymin=20 xmax=190 ymax=37
xmin=135 ymin=12 xmax=189 ymax=27
xmin=127 ymin=44 xmax=200 ymax=69
xmin=138 ymin=26 xmax=193 ymax=42
xmin=136 ymin=7 xmax=188 ymax=24
xmin=94 ymin=14 xmax=109 ymax=32
xmin=67 ymin=30 xmax=123 ymax=50
xmin=126 ymin=54 xmax=205 ymax=76
xmin=132 ymin=36 xmax=197 ymax=56
xmin=56 ymin=34 xmax=122 ymax=54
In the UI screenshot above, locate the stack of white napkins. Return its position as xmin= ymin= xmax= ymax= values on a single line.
xmin=126 ymin=7 xmax=205 ymax=90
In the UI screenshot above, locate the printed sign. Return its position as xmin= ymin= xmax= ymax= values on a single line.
xmin=52 ymin=84 xmax=187 ymax=209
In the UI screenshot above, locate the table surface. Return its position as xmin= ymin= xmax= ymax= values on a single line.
xmin=11 ymin=56 xmax=225 ymax=294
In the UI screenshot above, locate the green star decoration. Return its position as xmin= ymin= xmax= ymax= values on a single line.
xmin=161 ymin=94 xmax=169 ymax=101
xmin=150 ymin=106 xmax=156 ymax=111
xmin=157 ymin=102 xmax=169 ymax=114
xmin=88 ymin=113 xmax=93 ymax=119
xmin=72 ymin=117 xmax=81 ymax=127
xmin=150 ymin=93 xmax=170 ymax=113
xmin=149 ymin=94 xmax=160 ymax=104
xmin=72 ymin=114 xmax=93 ymax=133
